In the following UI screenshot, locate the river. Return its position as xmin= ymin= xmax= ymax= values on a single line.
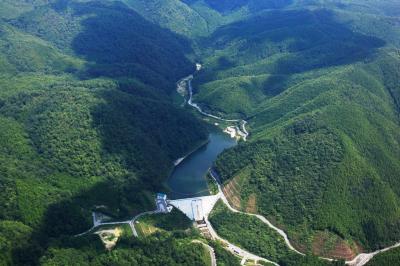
xmin=166 ymin=127 xmax=236 ymax=199
xmin=166 ymin=67 xmax=240 ymax=199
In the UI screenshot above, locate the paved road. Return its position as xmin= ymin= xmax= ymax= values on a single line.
xmin=182 ymin=72 xmax=249 ymax=141
xmin=209 ymin=170 xmax=304 ymax=255
xmin=346 ymin=242 xmax=400 ymax=266
xmin=192 ymin=240 xmax=217 ymax=266
xmin=204 ymin=217 xmax=278 ymax=266
xmin=210 ymin=169 xmax=400 ymax=266
xmin=129 ymin=210 xmax=159 ymax=237
xmin=182 ymin=65 xmax=400 ymax=265
xmin=75 ymin=208 xmax=161 ymax=238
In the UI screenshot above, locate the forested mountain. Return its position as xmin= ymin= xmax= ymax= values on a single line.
xmin=0 ymin=0 xmax=399 ymax=265
xmin=0 ymin=0 xmax=208 ymax=264
xmin=198 ymin=0 xmax=400 ymax=260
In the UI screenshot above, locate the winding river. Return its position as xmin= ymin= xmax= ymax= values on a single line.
xmin=77 ymin=65 xmax=399 ymax=266
xmin=165 ymin=65 xmax=400 ymax=265
xmin=166 ymin=66 xmax=245 ymax=199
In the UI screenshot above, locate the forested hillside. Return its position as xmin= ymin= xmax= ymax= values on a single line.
xmin=202 ymin=0 xmax=400 ymax=260
xmin=122 ymin=0 xmax=400 ymax=261
xmin=0 ymin=0 xmax=208 ymax=264
xmin=1 ymin=0 xmax=399 ymax=265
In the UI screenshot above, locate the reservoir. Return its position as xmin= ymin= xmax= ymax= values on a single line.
xmin=166 ymin=128 xmax=237 ymax=199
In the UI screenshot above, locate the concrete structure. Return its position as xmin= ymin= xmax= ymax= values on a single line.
xmin=157 ymin=193 xmax=167 ymax=200
xmin=156 ymin=193 xmax=171 ymax=213
xmin=168 ymin=194 xmax=220 ymax=221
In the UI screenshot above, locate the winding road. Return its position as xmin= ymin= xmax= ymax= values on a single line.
xmin=76 ymin=65 xmax=400 ymax=266
xmin=183 ymin=64 xmax=400 ymax=266
xmin=178 ymin=72 xmax=249 ymax=141
xmin=192 ymin=240 xmax=217 ymax=266
xmin=209 ymin=170 xmax=303 ymax=256
xmin=209 ymin=169 xmax=400 ymax=266
xmin=345 ymin=242 xmax=400 ymax=266
xmin=74 ymin=210 xmax=160 ymax=237
xmin=204 ymin=215 xmax=278 ymax=266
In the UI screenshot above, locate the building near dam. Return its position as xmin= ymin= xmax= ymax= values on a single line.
xmin=156 ymin=193 xmax=172 ymax=213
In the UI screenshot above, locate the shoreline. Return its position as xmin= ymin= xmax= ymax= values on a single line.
xmin=172 ymin=137 xmax=210 ymax=168
xmin=162 ymin=137 xmax=211 ymax=197
xmin=163 ymin=63 xmax=245 ymax=197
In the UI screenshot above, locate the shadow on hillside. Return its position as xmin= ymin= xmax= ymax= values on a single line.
xmin=183 ymin=0 xmax=293 ymax=14
xmin=90 ymin=88 xmax=208 ymax=183
xmin=67 ymin=1 xmax=194 ymax=92
xmin=12 ymin=175 xmax=156 ymax=265
xmin=47 ymin=0 xmax=207 ymax=185
xmin=202 ymin=9 xmax=385 ymax=98
xmin=8 ymin=1 xmax=209 ymax=264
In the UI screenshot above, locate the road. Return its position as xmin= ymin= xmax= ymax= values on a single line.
xmin=209 ymin=169 xmax=400 ymax=266
xmin=346 ymin=242 xmax=400 ymax=266
xmin=180 ymin=71 xmax=249 ymax=141
xmin=75 ymin=169 xmax=400 ymax=266
xmin=129 ymin=210 xmax=158 ymax=237
xmin=209 ymin=170 xmax=304 ymax=255
xmin=75 ymin=209 xmax=160 ymax=237
xmin=204 ymin=217 xmax=278 ymax=266
xmin=192 ymin=240 xmax=217 ymax=266
xmin=184 ymin=64 xmax=400 ymax=264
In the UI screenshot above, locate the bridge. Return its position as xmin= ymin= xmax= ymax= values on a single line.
xmin=168 ymin=194 xmax=220 ymax=221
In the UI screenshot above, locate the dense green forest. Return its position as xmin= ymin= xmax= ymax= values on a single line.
xmin=0 ymin=0 xmax=210 ymax=264
xmin=38 ymin=232 xmax=211 ymax=265
xmin=131 ymin=0 xmax=400 ymax=261
xmin=209 ymin=200 xmax=297 ymax=261
xmin=33 ymin=208 xmax=211 ymax=265
xmin=1 ymin=0 xmax=400 ymax=265
xmin=199 ymin=0 xmax=400 ymax=260
xmin=209 ymin=200 xmax=343 ymax=265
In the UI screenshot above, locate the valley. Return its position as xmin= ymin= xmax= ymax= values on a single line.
xmin=0 ymin=0 xmax=399 ymax=265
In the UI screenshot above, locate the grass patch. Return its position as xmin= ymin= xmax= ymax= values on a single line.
xmin=206 ymin=172 xmax=219 ymax=195
xmin=135 ymin=208 xmax=192 ymax=237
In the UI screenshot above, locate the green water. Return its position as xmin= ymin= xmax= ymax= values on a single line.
xmin=166 ymin=129 xmax=237 ymax=199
